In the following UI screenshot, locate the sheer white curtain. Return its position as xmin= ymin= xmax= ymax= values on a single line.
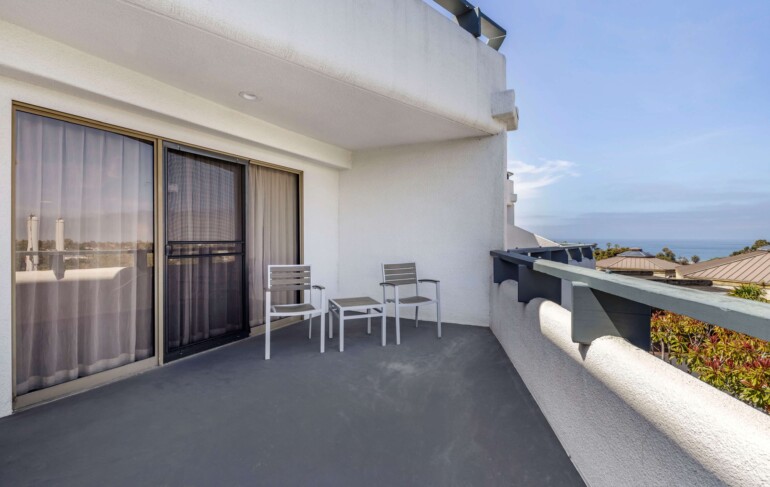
xmin=14 ymin=112 xmax=154 ymax=395
xmin=246 ymin=165 xmax=299 ymax=325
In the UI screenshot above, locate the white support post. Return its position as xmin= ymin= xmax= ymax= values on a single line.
xmin=395 ymin=286 xmax=401 ymax=345
xmin=265 ymin=291 xmax=272 ymax=360
xmin=436 ymin=282 xmax=442 ymax=338
xmin=320 ymin=289 xmax=326 ymax=353
xmin=381 ymin=308 xmax=386 ymax=346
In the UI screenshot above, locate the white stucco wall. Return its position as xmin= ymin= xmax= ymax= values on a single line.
xmin=0 ymin=86 xmax=11 ymax=419
xmin=339 ymin=135 xmax=507 ymax=326
xmin=0 ymin=74 xmax=342 ymax=418
xmin=491 ymin=280 xmax=770 ymax=486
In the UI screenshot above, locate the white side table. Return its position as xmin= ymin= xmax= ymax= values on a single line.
xmin=328 ymin=297 xmax=386 ymax=352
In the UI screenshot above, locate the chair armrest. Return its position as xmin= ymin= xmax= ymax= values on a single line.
xmin=418 ymin=279 xmax=439 ymax=284
xmin=379 ymin=282 xmax=396 ymax=287
xmin=312 ymin=285 xmax=326 ymax=290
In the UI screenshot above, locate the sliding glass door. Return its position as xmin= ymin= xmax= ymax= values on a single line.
xmin=12 ymin=105 xmax=302 ymax=405
xmin=164 ymin=144 xmax=249 ymax=360
xmin=14 ymin=110 xmax=155 ymax=397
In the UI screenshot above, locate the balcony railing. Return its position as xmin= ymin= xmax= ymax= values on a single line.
xmin=16 ymin=249 xmax=151 ymax=279
xmin=431 ymin=0 xmax=507 ymax=50
xmin=491 ymin=248 xmax=770 ymax=349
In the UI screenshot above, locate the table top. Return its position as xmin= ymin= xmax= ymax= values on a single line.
xmin=329 ymin=296 xmax=382 ymax=308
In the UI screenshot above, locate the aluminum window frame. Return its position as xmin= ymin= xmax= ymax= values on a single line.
xmin=10 ymin=102 xmax=305 ymax=410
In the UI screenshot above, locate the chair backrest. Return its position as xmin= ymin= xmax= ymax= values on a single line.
xmin=268 ymin=265 xmax=311 ymax=292
xmin=382 ymin=263 xmax=418 ymax=287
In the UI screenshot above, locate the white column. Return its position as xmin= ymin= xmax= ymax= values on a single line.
xmin=26 ymin=215 xmax=39 ymax=271
xmin=55 ymin=218 xmax=65 ymax=251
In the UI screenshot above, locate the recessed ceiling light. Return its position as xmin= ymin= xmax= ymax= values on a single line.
xmin=239 ymin=91 xmax=260 ymax=101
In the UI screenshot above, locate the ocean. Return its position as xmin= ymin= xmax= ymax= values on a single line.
xmin=558 ymin=239 xmax=753 ymax=261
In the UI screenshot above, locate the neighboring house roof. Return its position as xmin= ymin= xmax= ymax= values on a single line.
xmin=596 ymin=256 xmax=679 ymax=271
xmin=677 ymin=249 xmax=770 ymax=285
xmin=617 ymin=250 xmax=655 ymax=258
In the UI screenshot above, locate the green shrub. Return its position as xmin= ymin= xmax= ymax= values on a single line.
xmin=729 ymin=284 xmax=768 ymax=303
xmin=651 ymin=288 xmax=770 ymax=413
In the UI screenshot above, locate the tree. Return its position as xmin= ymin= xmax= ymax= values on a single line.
xmin=593 ymin=242 xmax=631 ymax=261
xmin=731 ymin=239 xmax=769 ymax=256
xmin=656 ymin=247 xmax=677 ymax=263
xmin=691 ymin=255 xmax=701 ymax=264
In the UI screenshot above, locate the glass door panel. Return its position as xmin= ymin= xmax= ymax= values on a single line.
xmin=14 ymin=111 xmax=155 ymax=395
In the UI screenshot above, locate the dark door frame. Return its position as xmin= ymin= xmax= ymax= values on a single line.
xmin=162 ymin=142 xmax=250 ymax=362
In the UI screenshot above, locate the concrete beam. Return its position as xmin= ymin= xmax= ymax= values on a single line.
xmin=492 ymin=90 xmax=519 ymax=131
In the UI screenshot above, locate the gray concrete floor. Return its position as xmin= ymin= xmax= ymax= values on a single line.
xmin=0 ymin=319 xmax=583 ymax=486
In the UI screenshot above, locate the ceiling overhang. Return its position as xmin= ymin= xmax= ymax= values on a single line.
xmin=0 ymin=0 xmax=508 ymax=151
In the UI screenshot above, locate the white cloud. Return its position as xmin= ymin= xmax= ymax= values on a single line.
xmin=508 ymin=159 xmax=578 ymax=198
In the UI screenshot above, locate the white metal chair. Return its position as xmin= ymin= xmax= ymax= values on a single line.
xmin=264 ymin=265 xmax=325 ymax=360
xmin=380 ymin=263 xmax=441 ymax=344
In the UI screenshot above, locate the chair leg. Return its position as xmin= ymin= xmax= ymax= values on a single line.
xmin=329 ymin=309 xmax=334 ymax=339
xmin=415 ymin=307 xmax=419 ymax=327
xmin=320 ymin=312 xmax=325 ymax=354
xmin=367 ymin=309 xmax=371 ymax=335
xmin=339 ymin=311 xmax=345 ymax=352
xmin=308 ymin=315 xmax=312 ymax=339
xmin=265 ymin=314 xmax=271 ymax=360
xmin=395 ymin=305 xmax=401 ymax=345
xmin=381 ymin=308 xmax=386 ymax=346
xmin=437 ymin=301 xmax=442 ymax=338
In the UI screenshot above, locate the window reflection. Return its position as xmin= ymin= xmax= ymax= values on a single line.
xmin=14 ymin=111 xmax=155 ymax=395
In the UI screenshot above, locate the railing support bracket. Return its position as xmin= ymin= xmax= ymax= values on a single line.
xmin=519 ymin=266 xmax=562 ymax=304
xmin=493 ymin=256 xmax=518 ymax=284
xmin=572 ymin=281 xmax=651 ymax=349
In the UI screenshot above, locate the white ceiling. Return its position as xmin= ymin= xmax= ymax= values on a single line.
xmin=0 ymin=0 xmax=496 ymax=150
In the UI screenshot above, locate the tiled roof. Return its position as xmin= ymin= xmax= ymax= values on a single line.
xmin=677 ymin=250 xmax=770 ymax=284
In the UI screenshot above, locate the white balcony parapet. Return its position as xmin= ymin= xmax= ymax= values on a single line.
xmin=490 ymin=249 xmax=770 ymax=486
xmin=491 ymin=281 xmax=770 ymax=486
xmin=492 ymin=249 xmax=770 ymax=345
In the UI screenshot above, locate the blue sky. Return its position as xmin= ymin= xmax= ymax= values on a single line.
xmin=464 ymin=1 xmax=770 ymax=242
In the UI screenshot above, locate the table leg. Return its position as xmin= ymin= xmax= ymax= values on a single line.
xmin=339 ymin=309 xmax=344 ymax=352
